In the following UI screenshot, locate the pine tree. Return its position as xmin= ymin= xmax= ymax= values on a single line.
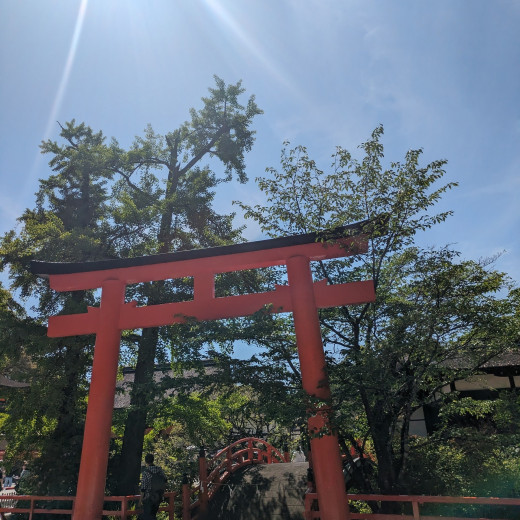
xmin=0 ymin=121 xmax=116 ymax=493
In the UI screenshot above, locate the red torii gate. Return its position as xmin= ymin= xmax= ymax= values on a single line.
xmin=31 ymin=221 xmax=376 ymax=520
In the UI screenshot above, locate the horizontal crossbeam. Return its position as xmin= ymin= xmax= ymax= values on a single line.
xmin=47 ymin=280 xmax=374 ymax=337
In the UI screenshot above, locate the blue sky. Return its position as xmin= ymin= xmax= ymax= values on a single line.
xmin=1 ymin=0 xmax=519 ymax=289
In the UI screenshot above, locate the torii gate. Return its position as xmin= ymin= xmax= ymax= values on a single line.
xmin=31 ymin=221 xmax=376 ymax=520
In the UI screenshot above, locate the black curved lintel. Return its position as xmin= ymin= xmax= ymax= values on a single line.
xmin=30 ymin=219 xmax=378 ymax=277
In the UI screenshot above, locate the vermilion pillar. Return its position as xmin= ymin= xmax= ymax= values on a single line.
xmin=286 ymin=255 xmax=349 ymax=520
xmin=73 ymin=279 xmax=125 ymax=520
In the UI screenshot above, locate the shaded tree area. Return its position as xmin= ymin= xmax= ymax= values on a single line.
xmin=403 ymin=389 xmax=520 ymax=518
xmin=0 ymin=283 xmax=34 ymax=382
xmin=0 ymin=282 xmax=38 ymax=464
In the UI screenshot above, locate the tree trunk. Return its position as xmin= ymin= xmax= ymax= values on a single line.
xmin=372 ymin=429 xmax=401 ymax=514
xmin=116 ymin=159 xmax=179 ymax=494
xmin=115 ymin=325 xmax=159 ymax=495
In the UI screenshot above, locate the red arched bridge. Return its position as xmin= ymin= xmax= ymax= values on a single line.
xmin=184 ymin=437 xmax=291 ymax=518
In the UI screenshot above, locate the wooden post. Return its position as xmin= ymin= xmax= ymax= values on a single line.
xmin=121 ymin=496 xmax=128 ymax=520
xmin=248 ymin=438 xmax=254 ymax=462
xmin=226 ymin=447 xmax=233 ymax=474
xmin=182 ymin=474 xmax=191 ymax=520
xmin=166 ymin=492 xmax=175 ymax=520
xmin=286 ymin=255 xmax=349 ymax=520
xmin=198 ymin=446 xmax=208 ymax=514
xmin=412 ymin=500 xmax=420 ymax=519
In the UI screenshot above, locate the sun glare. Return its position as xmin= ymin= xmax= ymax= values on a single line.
xmin=44 ymin=0 xmax=89 ymax=141
xmin=26 ymin=0 xmax=89 ymax=192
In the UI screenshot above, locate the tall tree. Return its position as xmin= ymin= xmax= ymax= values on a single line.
xmin=0 ymin=121 xmax=116 ymax=493
xmin=108 ymin=76 xmax=262 ymax=494
xmin=237 ymin=126 xmax=519 ymax=503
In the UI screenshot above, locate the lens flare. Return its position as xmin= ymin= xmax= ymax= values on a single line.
xmin=44 ymin=0 xmax=88 ymax=140
xmin=202 ymin=0 xmax=302 ymax=99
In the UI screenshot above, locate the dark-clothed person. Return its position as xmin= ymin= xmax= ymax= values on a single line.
xmin=139 ymin=454 xmax=167 ymax=520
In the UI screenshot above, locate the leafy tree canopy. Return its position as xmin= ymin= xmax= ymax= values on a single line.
xmin=237 ymin=126 xmax=520 ymax=500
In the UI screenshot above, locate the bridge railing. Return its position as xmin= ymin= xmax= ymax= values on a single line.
xmin=304 ymin=492 xmax=520 ymax=519
xmin=0 ymin=491 xmax=177 ymax=519
xmin=205 ymin=437 xmax=288 ymax=498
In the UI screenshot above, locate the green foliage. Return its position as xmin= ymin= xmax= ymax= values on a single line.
xmin=169 ymin=312 xmax=307 ymax=445
xmin=141 ymin=390 xmax=237 ymax=491
xmin=405 ymin=392 xmax=520 ymax=518
xmin=0 ymin=283 xmax=31 ymax=380
xmin=109 ymin=75 xmax=261 ymax=258
xmin=237 ymin=125 xmax=455 ymax=243
xmin=153 ymin=393 xmax=231 ymax=448
xmin=238 ymin=125 xmax=520 ymax=499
